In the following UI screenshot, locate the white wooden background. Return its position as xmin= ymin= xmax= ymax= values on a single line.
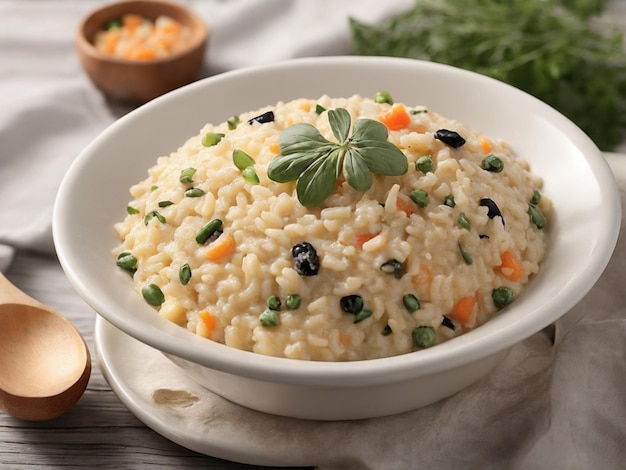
xmin=1 ymin=250 xmax=309 ymax=469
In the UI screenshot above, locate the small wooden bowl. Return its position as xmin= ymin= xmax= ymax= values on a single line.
xmin=76 ymin=0 xmax=209 ymax=104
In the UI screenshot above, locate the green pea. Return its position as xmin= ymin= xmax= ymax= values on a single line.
xmin=242 ymin=166 xmax=260 ymax=184
xmin=233 ymin=149 xmax=255 ymax=170
xmin=481 ymin=154 xmax=504 ymax=173
xmin=158 ymin=200 xmax=174 ymax=208
xmin=415 ymin=155 xmax=433 ymax=173
xmin=195 ymin=218 xmax=223 ymax=244
xmin=528 ymin=204 xmax=545 ymax=229
xmin=144 ymin=210 xmax=166 ymax=226
xmin=202 ymin=132 xmax=225 ymax=147
xmin=127 ymin=206 xmax=140 ymax=215
xmin=410 ymin=189 xmax=428 ymax=208
xmin=267 ymin=295 xmax=282 ymax=311
xmin=443 ymin=195 xmax=456 ymax=208
xmin=381 ymin=324 xmax=393 ymax=336
xmin=315 ymin=104 xmax=326 ymax=114
xmin=179 ymin=167 xmax=197 ymax=184
xmin=142 ymin=283 xmax=165 ymax=306
xmin=353 ymin=309 xmax=372 ymax=323
xmin=374 ymin=91 xmax=394 ymax=105
xmin=179 ymin=263 xmax=192 ymax=285
xmin=285 ymin=294 xmax=302 ymax=310
xmin=259 ymin=309 xmax=280 ymax=327
xmin=402 ymin=293 xmax=421 ymax=313
xmin=492 ymin=286 xmax=514 ymax=309
xmin=227 ymin=115 xmax=240 ymax=130
xmin=116 ymin=252 xmax=137 ymax=272
xmin=412 ymin=326 xmax=436 ymax=348
xmin=185 ymin=187 xmax=206 ymax=198
xmin=458 ymin=212 xmax=471 ymax=231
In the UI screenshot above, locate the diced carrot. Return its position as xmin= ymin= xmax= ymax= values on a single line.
xmin=133 ymin=47 xmax=157 ymax=60
xmin=379 ymin=104 xmax=411 ymax=131
xmin=450 ymin=296 xmax=476 ymax=324
xmin=355 ymin=233 xmax=378 ymax=249
xmin=269 ymin=141 xmax=280 ymax=154
xmin=339 ymin=333 xmax=350 ymax=348
xmin=122 ymin=13 xmax=143 ymax=30
xmin=494 ymin=249 xmax=524 ymax=282
xmin=480 ymin=137 xmax=493 ymax=154
xmin=396 ymin=197 xmax=415 ymax=216
xmin=299 ymin=101 xmax=312 ymax=112
xmin=412 ymin=264 xmax=432 ymax=286
xmin=198 ymin=310 xmax=217 ymax=337
xmin=206 ymin=233 xmax=235 ymax=262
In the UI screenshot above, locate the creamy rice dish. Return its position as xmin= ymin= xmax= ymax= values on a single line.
xmin=113 ymin=94 xmax=551 ymax=361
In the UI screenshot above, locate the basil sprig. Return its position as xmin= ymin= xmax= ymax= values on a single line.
xmin=267 ymin=108 xmax=408 ymax=207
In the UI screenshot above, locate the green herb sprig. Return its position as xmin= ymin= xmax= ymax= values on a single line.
xmin=267 ymin=108 xmax=408 ymax=207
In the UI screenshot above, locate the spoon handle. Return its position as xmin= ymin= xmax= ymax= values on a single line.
xmin=0 ymin=272 xmax=44 ymax=309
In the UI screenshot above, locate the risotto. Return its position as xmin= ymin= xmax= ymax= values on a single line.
xmin=113 ymin=94 xmax=551 ymax=361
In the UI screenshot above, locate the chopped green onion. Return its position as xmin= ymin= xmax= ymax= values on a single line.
xmin=528 ymin=204 xmax=545 ymax=229
xmin=315 ymin=104 xmax=326 ymax=114
xmin=402 ymin=293 xmax=421 ymax=313
xmin=492 ymin=286 xmax=514 ymax=308
xmin=381 ymin=324 xmax=393 ymax=336
xmin=285 ymin=294 xmax=302 ymax=310
xmin=459 ymin=243 xmax=473 ymax=265
xmin=179 ymin=167 xmax=197 ymax=184
xmin=195 ymin=218 xmax=223 ymax=244
xmin=150 ymin=185 xmax=158 ymax=192
xmin=481 ymin=154 xmax=504 ymax=173
xmin=179 ymin=263 xmax=192 ymax=285
xmin=259 ymin=309 xmax=280 ymax=326
xmin=415 ymin=155 xmax=433 ymax=173
xmin=267 ymin=295 xmax=282 ymax=311
xmin=233 ymin=149 xmax=255 ymax=170
xmin=242 ymin=166 xmax=260 ymax=184
xmin=185 ymin=187 xmax=205 ymax=198
xmin=142 ymin=283 xmax=165 ymax=307
xmin=353 ymin=308 xmax=372 ymax=323
xmin=530 ymin=189 xmax=542 ymax=205
xmin=410 ymin=108 xmax=428 ymax=115
xmin=127 ymin=206 xmax=140 ymax=215
xmin=158 ymin=200 xmax=174 ymax=208
xmin=410 ymin=189 xmax=428 ymax=208
xmin=458 ymin=212 xmax=471 ymax=231
xmin=144 ymin=210 xmax=166 ymax=225
xmin=340 ymin=295 xmax=364 ymax=314
xmin=374 ymin=91 xmax=393 ymax=104
xmin=202 ymin=132 xmax=225 ymax=147
xmin=443 ymin=195 xmax=456 ymax=208
xmin=380 ymin=259 xmax=404 ymax=279
xmin=227 ymin=115 xmax=240 ymax=130
xmin=412 ymin=326 xmax=436 ymax=348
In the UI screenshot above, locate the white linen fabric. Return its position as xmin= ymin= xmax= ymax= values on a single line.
xmin=1 ymin=1 xmax=625 ymax=468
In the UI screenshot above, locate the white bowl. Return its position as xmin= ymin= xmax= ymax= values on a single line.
xmin=53 ymin=56 xmax=621 ymax=420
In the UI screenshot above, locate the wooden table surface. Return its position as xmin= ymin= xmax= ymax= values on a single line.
xmin=1 ymin=250 xmax=308 ymax=469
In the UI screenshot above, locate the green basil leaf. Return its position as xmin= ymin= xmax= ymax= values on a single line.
xmin=353 ymin=140 xmax=408 ymax=175
xmin=328 ymin=108 xmax=351 ymax=143
xmin=350 ymin=118 xmax=389 ymax=142
xmin=278 ymin=123 xmax=332 ymax=156
xmin=296 ymin=149 xmax=341 ymax=207
xmin=343 ymin=149 xmax=373 ymax=192
xmin=267 ymin=151 xmax=322 ymax=183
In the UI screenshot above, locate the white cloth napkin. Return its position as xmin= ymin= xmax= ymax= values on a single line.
xmin=1 ymin=0 xmax=625 ymax=468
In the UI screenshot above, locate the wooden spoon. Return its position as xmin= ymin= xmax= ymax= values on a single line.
xmin=0 ymin=272 xmax=91 ymax=421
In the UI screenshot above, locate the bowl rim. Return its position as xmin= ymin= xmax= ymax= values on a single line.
xmin=54 ymin=56 xmax=622 ymax=387
xmin=75 ymin=0 xmax=209 ymax=65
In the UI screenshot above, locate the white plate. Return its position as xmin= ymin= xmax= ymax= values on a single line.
xmin=95 ymin=315 xmax=318 ymax=467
